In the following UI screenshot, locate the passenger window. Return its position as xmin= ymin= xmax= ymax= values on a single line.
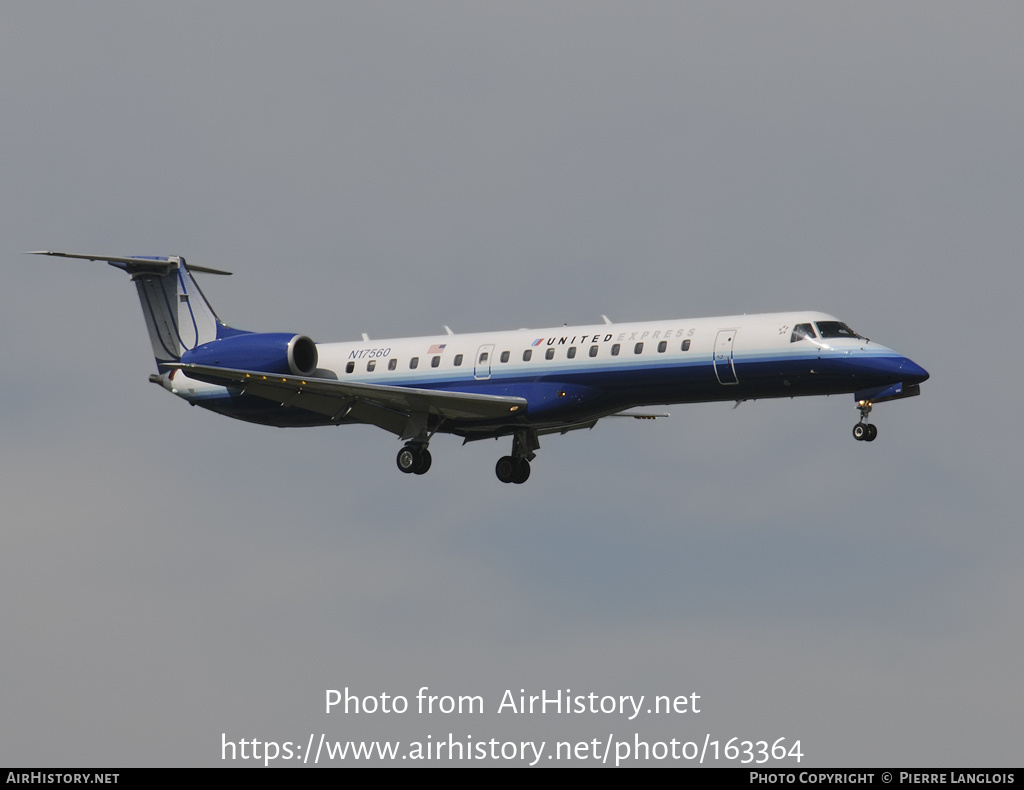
xmin=523 ymin=349 xmax=532 ymax=362
xmin=545 ymin=348 xmax=555 ymax=360
xmin=611 ymin=344 xmax=620 ymax=356
xmin=634 ymin=342 xmax=644 ymax=354
xmin=790 ymin=323 xmax=816 ymax=343
xmin=454 ymin=354 xmax=463 ymax=366
xmin=410 ymin=357 xmax=419 ymax=369
xmin=657 ymin=340 xmax=667 ymax=353
xmin=345 ymin=361 xmax=355 ymax=374
xmin=500 ymin=350 xmax=510 ymax=363
xmin=388 ymin=358 xmax=397 ymax=371
xmin=479 ymin=351 xmax=488 ymax=364
xmin=589 ymin=345 xmax=598 ymax=357
xmin=567 ymin=347 xmax=577 ymax=359
xmin=431 ymin=356 xmax=440 ymax=368
xmin=681 ymin=339 xmax=691 ymax=351
xmin=367 ymin=359 xmax=376 ymax=372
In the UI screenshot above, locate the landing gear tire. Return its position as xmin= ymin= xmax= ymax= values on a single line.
xmin=397 ymin=447 xmax=418 ymax=472
xmin=853 ymin=423 xmax=878 ymax=442
xmin=397 ymin=445 xmax=431 ymax=474
xmin=496 ymin=456 xmax=531 ymax=484
xmin=495 ymin=456 xmax=517 ymax=483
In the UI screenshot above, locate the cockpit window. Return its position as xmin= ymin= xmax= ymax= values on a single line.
xmin=815 ymin=321 xmax=863 ymax=340
xmin=790 ymin=323 xmax=816 ymax=343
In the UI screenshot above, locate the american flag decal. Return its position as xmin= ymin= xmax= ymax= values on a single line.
xmin=428 ymin=344 xmax=447 ymax=354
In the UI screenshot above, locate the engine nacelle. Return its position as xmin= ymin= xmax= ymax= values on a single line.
xmin=180 ymin=332 xmax=318 ymax=376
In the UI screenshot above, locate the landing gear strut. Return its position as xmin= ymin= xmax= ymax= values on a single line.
xmin=495 ymin=429 xmax=539 ymax=484
xmin=396 ymin=443 xmax=432 ymax=474
xmin=852 ymin=401 xmax=878 ymax=442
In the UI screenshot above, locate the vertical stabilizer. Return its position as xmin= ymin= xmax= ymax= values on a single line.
xmin=131 ymin=257 xmax=224 ymax=370
xmin=27 ymin=251 xmax=238 ymax=371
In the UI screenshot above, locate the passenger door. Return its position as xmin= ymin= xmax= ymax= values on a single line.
xmin=474 ymin=344 xmax=494 ymax=380
xmin=713 ymin=329 xmax=738 ymax=385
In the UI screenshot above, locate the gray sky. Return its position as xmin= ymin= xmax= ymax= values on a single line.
xmin=2 ymin=1 xmax=1021 ymax=767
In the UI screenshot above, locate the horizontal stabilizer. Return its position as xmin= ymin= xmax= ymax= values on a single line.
xmin=27 ymin=251 xmax=232 ymax=276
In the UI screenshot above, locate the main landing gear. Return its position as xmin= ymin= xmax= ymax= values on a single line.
xmin=852 ymin=400 xmax=878 ymax=442
xmin=495 ymin=455 xmax=531 ymax=484
xmin=395 ymin=429 xmax=541 ymax=484
xmin=396 ymin=443 xmax=432 ymax=475
xmin=495 ymin=429 xmax=540 ymax=484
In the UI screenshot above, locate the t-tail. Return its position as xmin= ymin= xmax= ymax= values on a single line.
xmin=28 ymin=251 xmax=240 ymax=373
xmin=29 ymin=250 xmax=319 ymax=402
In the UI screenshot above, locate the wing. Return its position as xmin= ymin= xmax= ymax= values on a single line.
xmin=176 ymin=363 xmax=527 ymax=439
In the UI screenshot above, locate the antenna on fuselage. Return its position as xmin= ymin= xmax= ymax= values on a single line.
xmin=601 ymin=315 xmax=612 ymax=325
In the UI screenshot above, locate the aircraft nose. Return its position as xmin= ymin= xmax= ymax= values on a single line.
xmin=900 ymin=357 xmax=929 ymax=385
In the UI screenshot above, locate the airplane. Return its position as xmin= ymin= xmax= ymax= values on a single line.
xmin=30 ymin=251 xmax=929 ymax=484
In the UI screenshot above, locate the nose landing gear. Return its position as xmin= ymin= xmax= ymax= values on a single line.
xmin=852 ymin=423 xmax=877 ymax=441
xmin=853 ymin=401 xmax=878 ymax=442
